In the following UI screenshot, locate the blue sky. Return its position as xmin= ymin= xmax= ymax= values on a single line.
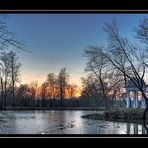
xmin=6 ymin=14 xmax=148 ymax=86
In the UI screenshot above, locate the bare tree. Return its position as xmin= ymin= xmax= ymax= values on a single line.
xmin=40 ymin=82 xmax=49 ymax=107
xmin=103 ymin=19 xmax=148 ymax=121
xmin=0 ymin=65 xmax=4 ymax=109
xmin=81 ymin=75 xmax=99 ymax=97
xmin=16 ymin=84 xmax=31 ymax=107
xmin=47 ymin=73 xmax=58 ymax=99
xmin=0 ymin=15 xmax=27 ymax=110
xmin=28 ymin=81 xmax=39 ymax=108
xmin=40 ymin=82 xmax=47 ymax=100
xmin=136 ymin=17 xmax=148 ymax=44
xmin=0 ymin=15 xmax=26 ymax=51
xmin=81 ymin=74 xmax=102 ymax=107
xmin=0 ymin=52 xmax=11 ymax=109
xmin=135 ymin=17 xmax=148 ymax=132
xmin=29 ymin=81 xmax=38 ymax=97
xmin=84 ymin=46 xmax=123 ymax=109
xmin=58 ymin=68 xmax=69 ymax=106
xmin=8 ymin=51 xmax=21 ymax=108
xmin=66 ymin=83 xmax=79 ymax=99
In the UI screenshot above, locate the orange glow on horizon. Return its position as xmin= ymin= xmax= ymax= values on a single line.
xmin=75 ymin=91 xmax=81 ymax=97
xmin=18 ymin=76 xmax=82 ymax=98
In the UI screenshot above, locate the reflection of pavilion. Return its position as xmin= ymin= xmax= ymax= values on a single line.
xmin=127 ymin=123 xmax=147 ymax=134
xmin=125 ymin=78 xmax=147 ymax=108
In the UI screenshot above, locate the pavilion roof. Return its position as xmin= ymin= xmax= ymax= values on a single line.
xmin=125 ymin=77 xmax=147 ymax=88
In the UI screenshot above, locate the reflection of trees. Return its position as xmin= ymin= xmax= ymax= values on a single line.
xmin=134 ymin=124 xmax=138 ymax=134
xmin=142 ymin=122 xmax=147 ymax=134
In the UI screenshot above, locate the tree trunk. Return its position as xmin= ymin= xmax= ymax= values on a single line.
xmin=111 ymin=89 xmax=117 ymax=108
xmin=0 ymin=77 xmax=4 ymax=110
xmin=12 ymin=80 xmax=15 ymax=109
xmin=3 ymin=80 xmax=7 ymax=110
xmin=11 ymin=62 xmax=15 ymax=109
xmin=60 ymin=87 xmax=63 ymax=107
xmin=143 ymin=96 xmax=148 ymax=134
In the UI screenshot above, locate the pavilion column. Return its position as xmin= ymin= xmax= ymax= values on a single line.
xmin=126 ymin=89 xmax=131 ymax=108
xmin=142 ymin=126 xmax=146 ymax=134
xmin=134 ymin=90 xmax=139 ymax=108
xmin=142 ymin=90 xmax=146 ymax=108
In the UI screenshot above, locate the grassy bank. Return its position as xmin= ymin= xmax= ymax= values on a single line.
xmin=82 ymin=108 xmax=148 ymax=124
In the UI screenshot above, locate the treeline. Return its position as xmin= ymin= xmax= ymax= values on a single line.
xmin=1 ymin=15 xmax=148 ymax=110
xmin=0 ymin=59 xmax=123 ymax=109
xmin=0 ymin=64 xmax=115 ymax=109
xmin=14 ymin=68 xmax=81 ymax=108
xmin=0 ymin=50 xmax=117 ymax=109
xmin=0 ymin=64 xmax=81 ymax=109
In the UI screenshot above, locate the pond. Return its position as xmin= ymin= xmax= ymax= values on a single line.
xmin=0 ymin=110 xmax=147 ymax=134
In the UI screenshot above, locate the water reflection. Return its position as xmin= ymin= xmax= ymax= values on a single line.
xmin=126 ymin=123 xmax=147 ymax=134
xmin=0 ymin=110 xmax=148 ymax=134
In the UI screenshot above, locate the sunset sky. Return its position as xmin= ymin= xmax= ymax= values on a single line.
xmin=6 ymin=13 xmax=148 ymax=86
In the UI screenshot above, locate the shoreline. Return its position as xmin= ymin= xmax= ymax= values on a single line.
xmin=81 ymin=108 xmax=148 ymax=125
xmin=0 ymin=107 xmax=105 ymax=111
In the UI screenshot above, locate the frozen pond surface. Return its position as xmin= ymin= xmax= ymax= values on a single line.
xmin=0 ymin=110 xmax=147 ymax=134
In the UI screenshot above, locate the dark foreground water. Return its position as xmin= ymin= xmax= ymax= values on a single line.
xmin=0 ymin=110 xmax=147 ymax=134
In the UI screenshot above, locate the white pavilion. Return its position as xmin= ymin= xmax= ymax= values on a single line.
xmin=125 ymin=78 xmax=147 ymax=108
